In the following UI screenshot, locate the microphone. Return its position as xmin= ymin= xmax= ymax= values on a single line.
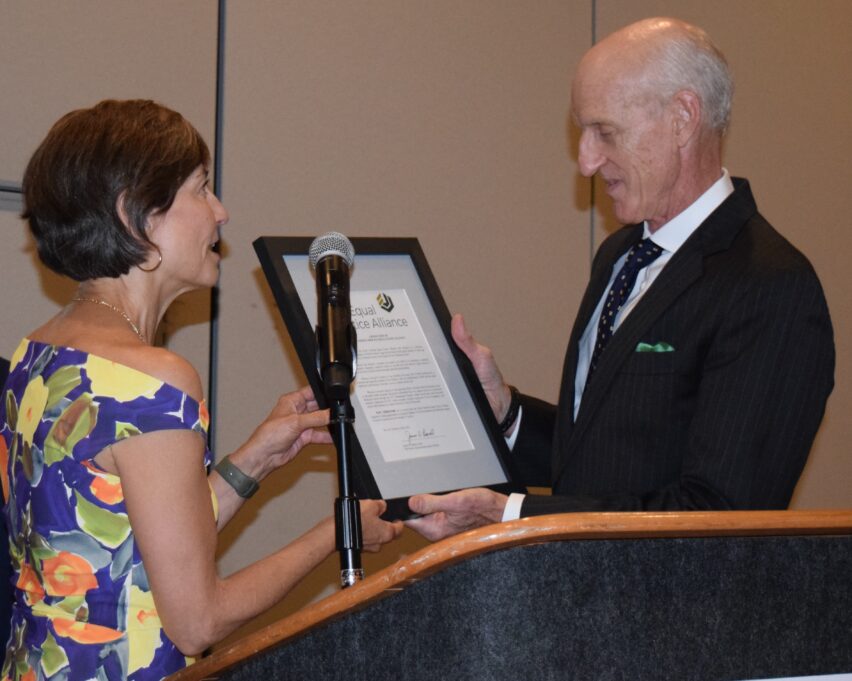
xmin=310 ymin=232 xmax=364 ymax=588
xmin=309 ymin=232 xmax=356 ymax=403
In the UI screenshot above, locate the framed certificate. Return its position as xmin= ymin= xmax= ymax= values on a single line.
xmin=254 ymin=236 xmax=524 ymax=518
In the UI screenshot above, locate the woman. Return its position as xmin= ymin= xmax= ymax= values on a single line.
xmin=0 ymin=100 xmax=402 ymax=681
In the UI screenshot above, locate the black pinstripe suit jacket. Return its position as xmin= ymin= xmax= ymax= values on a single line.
xmin=513 ymin=178 xmax=834 ymax=515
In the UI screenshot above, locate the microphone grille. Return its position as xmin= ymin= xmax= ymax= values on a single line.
xmin=309 ymin=232 xmax=355 ymax=269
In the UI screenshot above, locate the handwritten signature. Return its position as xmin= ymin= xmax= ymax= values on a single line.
xmin=407 ymin=428 xmax=437 ymax=443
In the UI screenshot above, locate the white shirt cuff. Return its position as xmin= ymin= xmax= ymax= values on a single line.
xmin=501 ymin=492 xmax=525 ymax=521
xmin=504 ymin=405 xmax=523 ymax=450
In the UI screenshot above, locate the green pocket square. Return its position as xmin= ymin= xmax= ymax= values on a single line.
xmin=636 ymin=341 xmax=675 ymax=353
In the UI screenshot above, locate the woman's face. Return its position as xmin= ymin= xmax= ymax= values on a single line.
xmin=146 ymin=165 xmax=228 ymax=292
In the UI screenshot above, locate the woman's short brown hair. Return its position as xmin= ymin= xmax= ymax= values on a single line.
xmin=23 ymin=99 xmax=210 ymax=281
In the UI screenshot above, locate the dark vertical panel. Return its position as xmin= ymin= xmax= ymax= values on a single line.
xmin=208 ymin=0 xmax=227 ymax=452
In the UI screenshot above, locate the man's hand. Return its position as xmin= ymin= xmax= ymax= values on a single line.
xmin=451 ymin=314 xmax=513 ymax=423
xmin=404 ymin=488 xmax=509 ymax=541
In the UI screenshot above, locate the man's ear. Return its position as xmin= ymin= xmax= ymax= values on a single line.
xmin=671 ymin=89 xmax=702 ymax=146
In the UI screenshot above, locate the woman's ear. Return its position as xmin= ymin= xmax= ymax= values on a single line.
xmin=115 ymin=190 xmax=133 ymax=230
xmin=117 ymin=190 xmax=161 ymax=237
xmin=117 ymin=190 xmax=163 ymax=271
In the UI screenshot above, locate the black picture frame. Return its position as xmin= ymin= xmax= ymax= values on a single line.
xmin=254 ymin=236 xmax=524 ymax=519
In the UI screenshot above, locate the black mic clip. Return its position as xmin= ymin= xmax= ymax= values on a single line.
xmin=327 ymin=396 xmax=355 ymax=425
xmin=314 ymin=321 xmax=357 ymax=405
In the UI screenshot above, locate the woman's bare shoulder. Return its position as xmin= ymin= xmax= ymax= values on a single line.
xmin=27 ymin=315 xmax=204 ymax=402
xmin=122 ymin=345 xmax=204 ymax=402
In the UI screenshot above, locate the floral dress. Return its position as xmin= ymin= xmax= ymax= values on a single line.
xmin=0 ymin=339 xmax=214 ymax=681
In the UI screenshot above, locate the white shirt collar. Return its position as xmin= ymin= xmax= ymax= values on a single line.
xmin=644 ymin=169 xmax=734 ymax=253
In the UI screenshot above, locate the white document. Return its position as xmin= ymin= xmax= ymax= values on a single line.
xmin=350 ymin=288 xmax=474 ymax=462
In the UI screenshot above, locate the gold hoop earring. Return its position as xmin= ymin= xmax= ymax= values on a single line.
xmin=139 ymin=247 xmax=162 ymax=273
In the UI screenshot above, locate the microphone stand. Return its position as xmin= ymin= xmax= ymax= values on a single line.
xmin=330 ymin=396 xmax=364 ymax=588
xmin=310 ymin=235 xmax=362 ymax=588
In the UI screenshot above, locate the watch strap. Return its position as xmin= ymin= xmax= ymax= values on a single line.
xmin=215 ymin=455 xmax=260 ymax=499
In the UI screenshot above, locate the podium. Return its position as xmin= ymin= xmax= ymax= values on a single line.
xmin=168 ymin=511 xmax=852 ymax=681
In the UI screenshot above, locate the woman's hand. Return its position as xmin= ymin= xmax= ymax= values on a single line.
xmin=359 ymin=499 xmax=404 ymax=552
xmin=233 ymin=385 xmax=334 ymax=481
xmin=211 ymin=386 xmax=333 ymax=529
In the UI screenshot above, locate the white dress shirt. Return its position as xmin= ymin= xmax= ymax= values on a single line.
xmin=501 ymin=170 xmax=734 ymax=522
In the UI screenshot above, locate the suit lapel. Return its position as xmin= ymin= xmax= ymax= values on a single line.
xmin=552 ymin=178 xmax=758 ymax=486
xmin=551 ymin=225 xmax=641 ymax=469
xmin=570 ymin=246 xmax=703 ymax=428
xmin=573 ymin=229 xmax=642 ymax=350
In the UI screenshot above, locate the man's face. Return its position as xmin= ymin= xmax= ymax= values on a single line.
xmin=571 ymin=57 xmax=682 ymax=230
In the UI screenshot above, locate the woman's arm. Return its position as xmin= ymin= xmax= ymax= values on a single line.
xmin=112 ymin=428 xmax=401 ymax=655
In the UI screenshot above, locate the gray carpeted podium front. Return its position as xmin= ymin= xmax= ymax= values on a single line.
xmin=169 ymin=512 xmax=852 ymax=681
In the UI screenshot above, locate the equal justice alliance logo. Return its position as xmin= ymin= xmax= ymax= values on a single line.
xmin=376 ymin=292 xmax=394 ymax=313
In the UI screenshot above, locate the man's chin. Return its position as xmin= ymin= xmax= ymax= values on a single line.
xmin=611 ymin=204 xmax=639 ymax=226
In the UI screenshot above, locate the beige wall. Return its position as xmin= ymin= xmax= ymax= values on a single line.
xmin=2 ymin=0 xmax=850 ymax=649
xmin=0 ymin=1 xmax=218 ymax=380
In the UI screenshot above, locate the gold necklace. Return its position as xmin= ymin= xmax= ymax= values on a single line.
xmin=72 ymin=297 xmax=147 ymax=344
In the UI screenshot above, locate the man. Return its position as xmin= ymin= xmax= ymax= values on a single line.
xmin=406 ymin=17 xmax=834 ymax=540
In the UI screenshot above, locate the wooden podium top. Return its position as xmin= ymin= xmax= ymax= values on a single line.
xmin=168 ymin=510 xmax=852 ymax=680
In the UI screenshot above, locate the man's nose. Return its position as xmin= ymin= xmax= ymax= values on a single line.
xmin=577 ymin=130 xmax=605 ymax=177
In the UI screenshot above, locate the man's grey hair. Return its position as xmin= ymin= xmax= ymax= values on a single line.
xmin=645 ymin=22 xmax=734 ymax=135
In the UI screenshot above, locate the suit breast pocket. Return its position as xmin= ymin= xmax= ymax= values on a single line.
xmin=619 ymin=350 xmax=677 ymax=375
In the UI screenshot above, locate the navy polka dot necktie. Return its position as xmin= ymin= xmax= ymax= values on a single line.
xmin=588 ymin=238 xmax=663 ymax=379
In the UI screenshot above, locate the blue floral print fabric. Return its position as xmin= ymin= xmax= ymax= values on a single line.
xmin=0 ymin=339 xmax=212 ymax=681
